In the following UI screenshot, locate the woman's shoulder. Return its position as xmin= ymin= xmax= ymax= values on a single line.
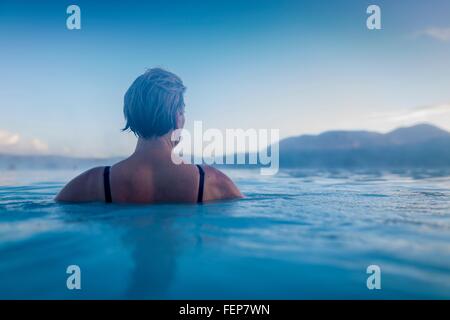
xmin=200 ymin=165 xmax=243 ymax=201
xmin=54 ymin=166 xmax=106 ymax=202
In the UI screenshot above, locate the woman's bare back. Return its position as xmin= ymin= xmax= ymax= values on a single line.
xmin=55 ymin=155 xmax=242 ymax=204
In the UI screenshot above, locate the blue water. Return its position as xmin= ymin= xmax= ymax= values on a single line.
xmin=1 ymin=168 xmax=450 ymax=299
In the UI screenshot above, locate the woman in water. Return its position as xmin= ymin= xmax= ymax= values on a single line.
xmin=56 ymin=68 xmax=242 ymax=203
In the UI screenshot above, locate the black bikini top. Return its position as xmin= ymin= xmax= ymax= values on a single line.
xmin=103 ymin=165 xmax=205 ymax=204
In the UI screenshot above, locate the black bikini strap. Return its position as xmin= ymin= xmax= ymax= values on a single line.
xmin=103 ymin=166 xmax=112 ymax=203
xmin=196 ymin=165 xmax=205 ymax=203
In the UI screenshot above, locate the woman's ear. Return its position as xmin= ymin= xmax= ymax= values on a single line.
xmin=175 ymin=109 xmax=185 ymax=129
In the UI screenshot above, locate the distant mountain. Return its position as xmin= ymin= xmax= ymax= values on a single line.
xmin=385 ymin=124 xmax=450 ymax=145
xmin=279 ymin=124 xmax=450 ymax=168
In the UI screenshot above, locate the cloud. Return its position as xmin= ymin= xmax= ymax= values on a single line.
xmin=0 ymin=130 xmax=20 ymax=146
xmin=388 ymin=103 xmax=450 ymax=122
xmin=0 ymin=129 xmax=49 ymax=155
xmin=368 ymin=103 xmax=450 ymax=124
xmin=417 ymin=27 xmax=450 ymax=42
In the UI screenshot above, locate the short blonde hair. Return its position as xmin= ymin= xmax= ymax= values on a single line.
xmin=123 ymin=68 xmax=186 ymax=138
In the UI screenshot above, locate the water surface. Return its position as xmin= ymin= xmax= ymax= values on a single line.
xmin=0 ymin=168 xmax=449 ymax=299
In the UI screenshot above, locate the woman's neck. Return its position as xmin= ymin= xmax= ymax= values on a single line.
xmin=133 ymin=134 xmax=174 ymax=160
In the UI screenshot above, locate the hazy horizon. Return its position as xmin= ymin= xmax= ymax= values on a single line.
xmin=0 ymin=122 xmax=448 ymax=159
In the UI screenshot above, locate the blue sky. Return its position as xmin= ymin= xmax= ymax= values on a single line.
xmin=1 ymin=0 xmax=450 ymax=157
